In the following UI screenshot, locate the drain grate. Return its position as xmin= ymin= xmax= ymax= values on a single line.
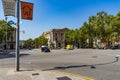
xmin=57 ymin=76 xmax=72 ymax=80
xmin=32 ymin=73 xmax=39 ymax=76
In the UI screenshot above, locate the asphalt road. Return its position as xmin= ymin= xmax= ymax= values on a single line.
xmin=0 ymin=49 xmax=120 ymax=80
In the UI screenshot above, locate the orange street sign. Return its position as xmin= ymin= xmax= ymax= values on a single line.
xmin=21 ymin=1 xmax=33 ymax=20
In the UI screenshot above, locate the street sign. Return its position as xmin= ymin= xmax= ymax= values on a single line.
xmin=21 ymin=1 xmax=33 ymax=20
xmin=2 ymin=0 xmax=16 ymax=16
xmin=8 ymin=20 xmax=15 ymax=25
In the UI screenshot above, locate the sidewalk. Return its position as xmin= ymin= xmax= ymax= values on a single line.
xmin=0 ymin=68 xmax=94 ymax=80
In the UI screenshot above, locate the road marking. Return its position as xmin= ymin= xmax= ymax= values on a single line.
xmin=33 ymin=68 xmax=94 ymax=80
xmin=1 ymin=68 xmax=94 ymax=80
xmin=50 ymin=70 xmax=94 ymax=80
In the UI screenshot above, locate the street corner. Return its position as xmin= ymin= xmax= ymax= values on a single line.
xmin=7 ymin=68 xmax=32 ymax=76
xmin=30 ymin=68 xmax=94 ymax=80
xmin=47 ymin=70 xmax=94 ymax=80
xmin=0 ymin=68 xmax=32 ymax=80
xmin=0 ymin=68 xmax=94 ymax=80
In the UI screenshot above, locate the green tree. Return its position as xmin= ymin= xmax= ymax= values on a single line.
xmin=33 ymin=38 xmax=40 ymax=48
xmin=38 ymin=36 xmax=48 ymax=46
xmin=23 ymin=38 xmax=33 ymax=48
xmin=104 ymin=15 xmax=114 ymax=45
xmin=64 ymin=29 xmax=75 ymax=45
xmin=0 ymin=20 xmax=15 ymax=44
xmin=96 ymin=11 xmax=107 ymax=40
xmin=110 ymin=12 xmax=120 ymax=44
xmin=80 ymin=22 xmax=94 ymax=48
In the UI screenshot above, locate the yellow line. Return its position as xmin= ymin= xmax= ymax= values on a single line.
xmin=30 ymin=68 xmax=94 ymax=80
xmin=50 ymin=70 xmax=94 ymax=80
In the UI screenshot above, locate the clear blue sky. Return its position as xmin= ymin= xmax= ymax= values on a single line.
xmin=0 ymin=0 xmax=120 ymax=40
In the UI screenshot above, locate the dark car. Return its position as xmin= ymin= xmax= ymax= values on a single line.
xmin=111 ymin=45 xmax=119 ymax=50
xmin=28 ymin=47 xmax=32 ymax=50
xmin=41 ymin=46 xmax=50 ymax=52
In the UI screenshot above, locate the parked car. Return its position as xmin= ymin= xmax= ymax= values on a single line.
xmin=111 ymin=45 xmax=119 ymax=50
xmin=28 ymin=47 xmax=32 ymax=50
xmin=99 ymin=46 xmax=111 ymax=49
xmin=41 ymin=46 xmax=50 ymax=52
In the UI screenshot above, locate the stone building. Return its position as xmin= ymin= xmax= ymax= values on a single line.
xmin=7 ymin=30 xmax=16 ymax=49
xmin=1 ymin=30 xmax=16 ymax=50
xmin=43 ymin=28 xmax=68 ymax=49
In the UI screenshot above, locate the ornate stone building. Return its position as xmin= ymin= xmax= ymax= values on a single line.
xmin=43 ymin=28 xmax=68 ymax=49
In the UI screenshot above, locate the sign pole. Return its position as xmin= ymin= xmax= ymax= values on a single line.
xmin=16 ymin=0 xmax=20 ymax=71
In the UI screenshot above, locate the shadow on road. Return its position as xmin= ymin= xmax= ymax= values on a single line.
xmin=0 ymin=53 xmax=30 ymax=59
xmin=43 ymin=57 xmax=119 ymax=71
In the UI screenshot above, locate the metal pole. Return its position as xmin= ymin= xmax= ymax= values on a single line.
xmin=5 ymin=16 xmax=7 ymax=53
xmin=16 ymin=0 xmax=20 ymax=71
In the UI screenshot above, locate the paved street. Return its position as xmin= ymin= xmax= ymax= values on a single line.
xmin=0 ymin=49 xmax=120 ymax=80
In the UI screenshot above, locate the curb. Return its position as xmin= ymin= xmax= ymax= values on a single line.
xmin=33 ymin=68 xmax=94 ymax=80
xmin=0 ymin=68 xmax=94 ymax=80
xmin=50 ymin=70 xmax=94 ymax=80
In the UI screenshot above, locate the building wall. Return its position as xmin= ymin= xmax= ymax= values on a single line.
xmin=43 ymin=31 xmax=51 ymax=47
xmin=43 ymin=28 xmax=68 ymax=49
xmin=7 ymin=30 xmax=16 ymax=50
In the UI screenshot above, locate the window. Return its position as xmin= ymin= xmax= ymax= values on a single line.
xmin=55 ymin=33 xmax=57 ymax=36
xmin=61 ymin=33 xmax=63 ymax=36
xmin=56 ymin=38 xmax=57 ymax=41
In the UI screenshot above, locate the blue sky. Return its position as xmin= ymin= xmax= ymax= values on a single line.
xmin=0 ymin=0 xmax=120 ymax=40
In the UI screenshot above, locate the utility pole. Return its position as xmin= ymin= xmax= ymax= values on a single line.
xmin=16 ymin=0 xmax=20 ymax=71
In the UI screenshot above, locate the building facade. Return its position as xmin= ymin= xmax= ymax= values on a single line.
xmin=43 ymin=28 xmax=68 ymax=49
xmin=2 ymin=30 xmax=16 ymax=50
xmin=7 ymin=31 xmax=16 ymax=49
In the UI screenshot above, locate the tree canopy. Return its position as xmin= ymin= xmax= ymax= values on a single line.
xmin=64 ymin=11 xmax=120 ymax=48
xmin=0 ymin=20 xmax=15 ymax=44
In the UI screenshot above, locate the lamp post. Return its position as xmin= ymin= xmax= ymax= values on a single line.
xmin=16 ymin=0 xmax=20 ymax=71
